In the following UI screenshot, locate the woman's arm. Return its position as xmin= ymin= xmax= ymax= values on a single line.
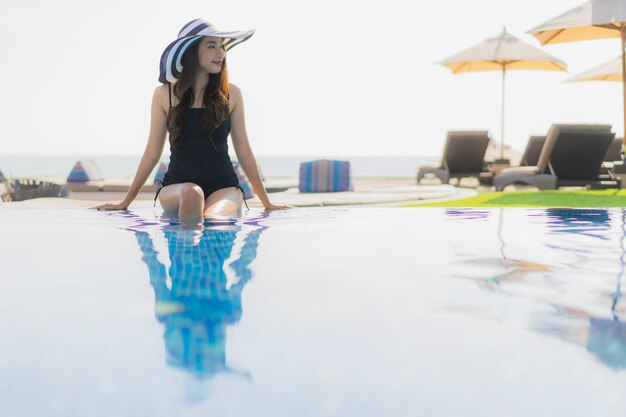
xmin=229 ymin=84 xmax=291 ymax=210
xmin=93 ymin=86 xmax=169 ymax=210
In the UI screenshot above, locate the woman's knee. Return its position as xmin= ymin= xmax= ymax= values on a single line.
xmin=180 ymin=183 xmax=205 ymax=205
xmin=204 ymin=187 xmax=242 ymax=215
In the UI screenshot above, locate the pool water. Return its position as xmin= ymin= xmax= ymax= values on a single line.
xmin=1 ymin=206 xmax=625 ymax=416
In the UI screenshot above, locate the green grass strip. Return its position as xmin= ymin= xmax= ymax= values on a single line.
xmin=402 ymin=189 xmax=626 ymax=208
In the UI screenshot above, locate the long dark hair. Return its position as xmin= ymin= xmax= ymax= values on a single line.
xmin=167 ymin=39 xmax=230 ymax=148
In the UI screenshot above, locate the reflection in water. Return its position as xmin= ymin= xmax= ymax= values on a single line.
xmin=588 ymin=318 xmax=626 ymax=369
xmin=532 ymin=308 xmax=626 ymax=370
xmin=120 ymin=212 xmax=267 ymax=381
xmin=449 ymin=208 xmax=626 ymax=370
xmin=542 ymin=209 xmax=612 ymax=240
xmin=444 ymin=209 xmax=491 ymax=221
xmin=532 ymin=209 xmax=626 ymax=369
xmin=451 ymin=208 xmax=551 ymax=290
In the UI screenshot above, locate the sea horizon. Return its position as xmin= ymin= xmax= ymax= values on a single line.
xmin=0 ymin=155 xmax=439 ymax=179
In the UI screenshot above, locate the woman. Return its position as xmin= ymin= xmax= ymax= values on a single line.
xmin=93 ymin=19 xmax=291 ymax=221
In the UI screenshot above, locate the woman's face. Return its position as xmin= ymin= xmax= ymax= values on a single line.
xmin=196 ymin=36 xmax=226 ymax=74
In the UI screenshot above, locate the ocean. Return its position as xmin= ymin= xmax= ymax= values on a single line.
xmin=0 ymin=155 xmax=438 ymax=179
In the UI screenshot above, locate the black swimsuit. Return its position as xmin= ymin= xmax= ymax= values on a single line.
xmin=153 ymin=84 xmax=248 ymax=210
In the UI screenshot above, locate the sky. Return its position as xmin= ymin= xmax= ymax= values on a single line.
xmin=1 ymin=0 xmax=624 ymax=157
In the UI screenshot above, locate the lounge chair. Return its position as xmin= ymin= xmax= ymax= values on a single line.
xmin=604 ymin=137 xmax=623 ymax=162
xmin=9 ymin=178 xmax=70 ymax=201
xmin=0 ymin=166 xmax=69 ymax=201
xmin=494 ymin=124 xmax=620 ymax=191
xmin=0 ymin=177 xmax=70 ymax=202
xmin=599 ymin=137 xmax=623 ymax=175
xmin=0 ymin=178 xmax=11 ymax=202
xmin=417 ymin=131 xmax=493 ymax=185
xmin=519 ymin=136 xmax=546 ymax=167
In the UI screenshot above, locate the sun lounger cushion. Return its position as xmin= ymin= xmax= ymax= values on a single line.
xmin=500 ymin=166 xmax=541 ymax=175
xmin=299 ymin=159 xmax=352 ymax=192
xmin=66 ymin=159 xmax=104 ymax=183
xmin=232 ymin=161 xmax=255 ymax=199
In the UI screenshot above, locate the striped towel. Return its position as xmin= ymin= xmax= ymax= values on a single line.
xmin=299 ymin=159 xmax=352 ymax=192
xmin=67 ymin=159 xmax=104 ymax=183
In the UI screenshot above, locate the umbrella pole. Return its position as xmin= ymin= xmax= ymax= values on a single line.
xmin=622 ymin=27 xmax=626 ymax=160
xmin=500 ymin=66 xmax=507 ymax=161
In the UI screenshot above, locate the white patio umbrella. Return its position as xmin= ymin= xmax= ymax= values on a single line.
xmin=565 ymin=55 xmax=622 ymax=81
xmin=530 ymin=0 xmax=626 ymax=153
xmin=438 ymin=28 xmax=567 ymax=161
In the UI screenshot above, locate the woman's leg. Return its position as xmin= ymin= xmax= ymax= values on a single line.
xmin=158 ymin=182 xmax=205 ymax=222
xmin=203 ymin=186 xmax=243 ymax=218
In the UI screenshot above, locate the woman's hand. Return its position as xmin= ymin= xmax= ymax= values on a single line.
xmin=91 ymin=201 xmax=129 ymax=211
xmin=264 ymin=202 xmax=293 ymax=210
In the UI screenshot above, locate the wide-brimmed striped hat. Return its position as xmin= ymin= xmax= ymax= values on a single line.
xmin=159 ymin=18 xmax=255 ymax=84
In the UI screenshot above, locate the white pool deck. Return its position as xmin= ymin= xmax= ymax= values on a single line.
xmin=0 ymin=177 xmax=478 ymax=209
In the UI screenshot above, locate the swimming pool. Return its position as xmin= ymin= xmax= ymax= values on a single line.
xmin=1 ymin=206 xmax=625 ymax=416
